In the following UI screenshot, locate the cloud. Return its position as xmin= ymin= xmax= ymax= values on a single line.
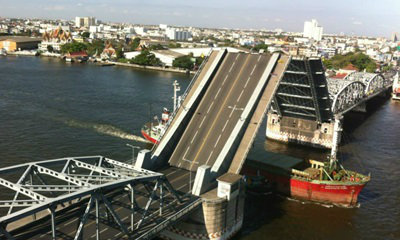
xmin=352 ymin=21 xmax=363 ymax=25
xmin=77 ymin=3 xmax=83 ymax=7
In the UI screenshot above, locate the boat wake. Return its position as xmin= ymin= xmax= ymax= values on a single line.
xmin=281 ymin=195 xmax=360 ymax=209
xmin=62 ymin=118 xmax=150 ymax=144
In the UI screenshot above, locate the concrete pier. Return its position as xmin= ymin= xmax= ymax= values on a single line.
xmin=160 ymin=173 xmax=245 ymax=240
xmin=266 ymin=112 xmax=335 ymax=149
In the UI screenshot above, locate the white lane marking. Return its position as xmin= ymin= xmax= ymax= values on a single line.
xmin=222 ymin=74 xmax=229 ymax=85
xmin=229 ymin=106 xmax=236 ymax=118
xmin=199 ymin=116 xmax=206 ymax=128
xmin=183 ymin=146 xmax=191 ymax=159
xmin=214 ymin=87 xmax=222 ymax=100
xmin=237 ymin=89 xmax=244 ymax=102
xmin=222 ymin=119 xmax=229 ymax=132
xmin=250 ymin=65 xmax=257 ymax=76
xmin=191 ymin=131 xmax=198 ymax=144
xmin=214 ymin=135 xmax=222 ymax=148
xmin=244 ymin=76 xmax=251 ymax=88
xmin=205 ymin=150 xmax=214 ymax=165
xmin=90 ymin=227 xmax=109 ymax=239
xmin=257 ymin=55 xmax=261 ymax=62
xmin=166 ymin=169 xmax=178 ymax=177
xmin=63 ymin=218 xmax=77 ymax=227
xmin=206 ymin=101 xmax=214 ymax=114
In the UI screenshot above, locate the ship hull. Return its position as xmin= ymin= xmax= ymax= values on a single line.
xmin=392 ymin=92 xmax=400 ymax=101
xmin=141 ymin=129 xmax=158 ymax=144
xmin=241 ymin=165 xmax=367 ymax=207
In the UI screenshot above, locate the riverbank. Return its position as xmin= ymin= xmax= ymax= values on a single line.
xmin=2 ymin=52 xmax=196 ymax=75
xmin=110 ymin=61 xmax=196 ymax=75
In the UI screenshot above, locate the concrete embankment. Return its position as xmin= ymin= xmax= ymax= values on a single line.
xmin=111 ymin=61 xmax=196 ymax=75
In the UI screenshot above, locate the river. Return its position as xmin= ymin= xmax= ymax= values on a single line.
xmin=0 ymin=56 xmax=399 ymax=239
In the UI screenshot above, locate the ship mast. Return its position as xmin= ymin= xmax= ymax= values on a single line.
xmin=173 ymin=80 xmax=181 ymax=112
xmin=330 ymin=114 xmax=343 ymax=169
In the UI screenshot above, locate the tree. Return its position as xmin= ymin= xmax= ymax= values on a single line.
xmin=322 ymin=52 xmax=376 ymax=72
xmin=86 ymin=39 xmax=105 ymax=56
xmin=253 ymin=43 xmax=268 ymax=52
xmin=60 ymin=42 xmax=87 ymax=54
xmin=47 ymin=45 xmax=54 ymax=53
xmin=116 ymin=47 xmax=124 ymax=59
xmin=130 ymin=50 xmax=161 ymax=66
xmin=149 ymin=44 xmax=166 ymax=50
xmin=81 ymin=32 xmax=90 ymax=38
xmin=130 ymin=37 xmax=141 ymax=51
xmin=173 ymin=55 xmax=194 ymax=70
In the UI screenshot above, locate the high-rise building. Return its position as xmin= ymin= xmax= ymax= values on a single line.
xmin=303 ymin=19 xmax=323 ymax=41
xmin=75 ymin=17 xmax=96 ymax=28
xmin=391 ymin=32 xmax=399 ymax=42
xmin=165 ymin=28 xmax=192 ymax=41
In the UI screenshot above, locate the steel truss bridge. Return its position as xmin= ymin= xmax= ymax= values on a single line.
xmin=0 ymin=156 xmax=201 ymax=240
xmin=328 ymin=72 xmax=393 ymax=115
xmin=271 ymin=57 xmax=395 ymax=121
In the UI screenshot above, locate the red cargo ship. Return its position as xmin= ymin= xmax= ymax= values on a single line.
xmin=242 ymin=152 xmax=370 ymax=207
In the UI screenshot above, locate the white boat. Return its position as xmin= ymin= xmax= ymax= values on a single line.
xmin=0 ymin=48 xmax=6 ymax=56
xmin=392 ymin=72 xmax=400 ymax=100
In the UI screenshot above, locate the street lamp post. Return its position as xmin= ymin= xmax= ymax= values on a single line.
xmin=126 ymin=144 xmax=140 ymax=166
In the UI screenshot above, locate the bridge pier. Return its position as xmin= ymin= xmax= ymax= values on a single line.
xmin=351 ymin=102 xmax=367 ymax=113
xmin=266 ymin=112 xmax=336 ymax=149
xmin=160 ymin=173 xmax=245 ymax=240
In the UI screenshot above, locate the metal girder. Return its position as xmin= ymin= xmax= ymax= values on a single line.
xmin=68 ymin=174 xmax=118 ymax=182
xmin=71 ymin=159 xmax=128 ymax=179
xmin=21 ymin=185 xmax=84 ymax=191
xmin=277 ymin=92 xmax=313 ymax=99
xmin=34 ymin=165 xmax=90 ymax=187
xmin=0 ymin=156 xmax=199 ymax=240
xmin=304 ymin=59 xmax=322 ymax=122
xmin=280 ymin=103 xmax=316 ymax=111
xmin=0 ymin=177 xmax=47 ymax=201
xmin=0 ymin=200 xmax=40 ymax=208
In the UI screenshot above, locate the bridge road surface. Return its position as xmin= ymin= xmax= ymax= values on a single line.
xmin=11 ymin=167 xmax=193 ymax=240
xmin=169 ymin=52 xmax=272 ymax=171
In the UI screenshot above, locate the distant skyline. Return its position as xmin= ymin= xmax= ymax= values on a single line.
xmin=1 ymin=0 xmax=399 ymax=38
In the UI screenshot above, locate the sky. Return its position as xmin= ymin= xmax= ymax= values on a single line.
xmin=1 ymin=0 xmax=399 ymax=37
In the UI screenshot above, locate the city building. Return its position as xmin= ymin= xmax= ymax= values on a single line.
xmin=166 ymin=28 xmax=192 ymax=41
xmin=75 ymin=16 xmax=96 ymax=28
xmin=38 ymin=27 xmax=72 ymax=52
xmin=391 ymin=32 xmax=398 ymax=42
xmin=152 ymin=50 xmax=185 ymax=66
xmin=303 ymin=19 xmax=323 ymax=41
xmin=0 ymin=36 xmax=41 ymax=52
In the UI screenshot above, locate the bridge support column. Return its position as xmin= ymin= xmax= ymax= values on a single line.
xmin=351 ymin=102 xmax=367 ymax=113
xmin=135 ymin=149 xmax=153 ymax=170
xmin=266 ymin=112 xmax=336 ymax=149
xmin=160 ymin=173 xmax=245 ymax=240
xmin=192 ymin=165 xmax=215 ymax=196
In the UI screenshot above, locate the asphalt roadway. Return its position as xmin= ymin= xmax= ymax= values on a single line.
xmin=9 ymin=167 xmax=193 ymax=240
xmin=169 ymin=52 xmax=271 ymax=171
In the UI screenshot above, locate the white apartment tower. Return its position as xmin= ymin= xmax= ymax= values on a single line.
xmin=303 ymin=19 xmax=323 ymax=41
xmin=75 ymin=17 xmax=96 ymax=28
xmin=166 ymin=28 xmax=192 ymax=41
